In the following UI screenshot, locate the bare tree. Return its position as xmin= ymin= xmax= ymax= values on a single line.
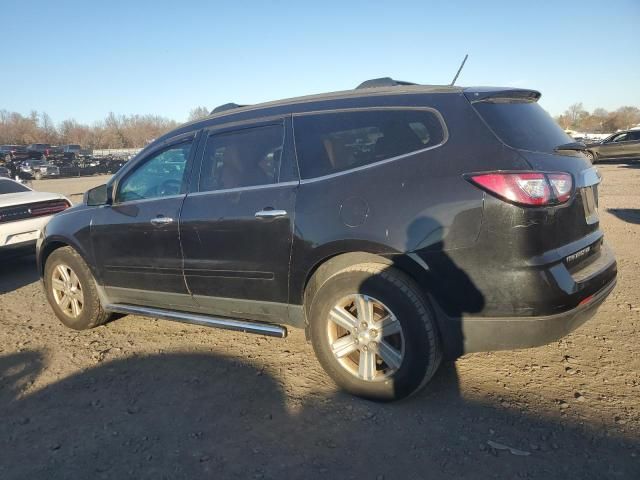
xmin=555 ymin=104 xmax=640 ymax=133
xmin=614 ymin=106 xmax=640 ymax=130
xmin=564 ymin=103 xmax=589 ymax=129
xmin=188 ymin=106 xmax=210 ymax=122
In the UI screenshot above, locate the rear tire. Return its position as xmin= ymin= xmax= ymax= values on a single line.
xmin=44 ymin=247 xmax=112 ymax=330
xmin=309 ymin=263 xmax=441 ymax=401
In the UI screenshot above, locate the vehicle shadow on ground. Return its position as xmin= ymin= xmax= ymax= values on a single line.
xmin=0 ymin=254 xmax=39 ymax=294
xmin=607 ymin=208 xmax=640 ymax=225
xmin=1 ymin=350 xmax=637 ymax=479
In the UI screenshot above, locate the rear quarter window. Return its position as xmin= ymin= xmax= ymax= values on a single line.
xmin=293 ymin=109 xmax=446 ymax=179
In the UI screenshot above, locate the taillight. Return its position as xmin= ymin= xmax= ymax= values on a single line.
xmin=28 ymin=200 xmax=70 ymax=216
xmin=0 ymin=199 xmax=70 ymax=224
xmin=547 ymin=173 xmax=572 ymax=203
xmin=467 ymin=172 xmax=573 ymax=207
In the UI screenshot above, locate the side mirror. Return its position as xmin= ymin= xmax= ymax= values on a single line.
xmin=84 ymin=184 xmax=111 ymax=206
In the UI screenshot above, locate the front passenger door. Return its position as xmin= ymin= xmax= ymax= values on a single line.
xmin=602 ymin=132 xmax=629 ymax=158
xmin=92 ymin=134 xmax=197 ymax=309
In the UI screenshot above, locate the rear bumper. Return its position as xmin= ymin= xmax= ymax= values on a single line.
xmin=434 ymin=242 xmax=617 ymax=358
xmin=457 ymin=277 xmax=615 ymax=355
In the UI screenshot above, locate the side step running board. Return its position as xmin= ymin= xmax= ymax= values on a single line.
xmin=105 ymin=304 xmax=287 ymax=338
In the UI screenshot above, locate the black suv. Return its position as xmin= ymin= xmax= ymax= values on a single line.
xmin=37 ymin=80 xmax=617 ymax=400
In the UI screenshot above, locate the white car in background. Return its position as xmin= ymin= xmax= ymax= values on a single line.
xmin=0 ymin=178 xmax=70 ymax=256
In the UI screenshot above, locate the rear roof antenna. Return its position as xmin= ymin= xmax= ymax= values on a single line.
xmin=450 ymin=54 xmax=469 ymax=86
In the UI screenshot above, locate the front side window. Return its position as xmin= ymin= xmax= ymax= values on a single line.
xmin=199 ymin=124 xmax=284 ymax=192
xmin=117 ymin=142 xmax=192 ymax=202
xmin=611 ymin=133 xmax=629 ymax=143
xmin=293 ymin=109 xmax=446 ymax=179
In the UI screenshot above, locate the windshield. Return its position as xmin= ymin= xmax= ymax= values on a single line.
xmin=0 ymin=179 xmax=30 ymax=194
xmin=473 ymin=101 xmax=573 ymax=153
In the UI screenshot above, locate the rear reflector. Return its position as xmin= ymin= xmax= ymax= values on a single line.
xmin=578 ymin=294 xmax=594 ymax=306
xmin=467 ymin=172 xmax=573 ymax=207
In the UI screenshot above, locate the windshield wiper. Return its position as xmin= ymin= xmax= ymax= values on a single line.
xmin=554 ymin=141 xmax=587 ymax=152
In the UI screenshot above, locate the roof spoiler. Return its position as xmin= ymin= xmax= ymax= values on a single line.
xmin=464 ymin=88 xmax=541 ymax=104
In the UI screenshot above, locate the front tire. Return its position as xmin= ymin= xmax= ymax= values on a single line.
xmin=44 ymin=247 xmax=111 ymax=330
xmin=584 ymin=150 xmax=597 ymax=163
xmin=309 ymin=263 xmax=441 ymax=401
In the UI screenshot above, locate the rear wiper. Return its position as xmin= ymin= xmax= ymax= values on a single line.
xmin=554 ymin=141 xmax=587 ymax=152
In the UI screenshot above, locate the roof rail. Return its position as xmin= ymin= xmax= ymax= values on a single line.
xmin=355 ymin=77 xmax=417 ymax=89
xmin=210 ymin=103 xmax=248 ymax=114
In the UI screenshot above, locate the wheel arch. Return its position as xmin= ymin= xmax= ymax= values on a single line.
xmin=301 ymin=250 xmax=433 ymax=322
xmin=38 ymin=237 xmax=98 ymax=281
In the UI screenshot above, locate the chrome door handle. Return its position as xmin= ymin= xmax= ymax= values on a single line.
xmin=255 ymin=209 xmax=287 ymax=218
xmin=150 ymin=216 xmax=174 ymax=226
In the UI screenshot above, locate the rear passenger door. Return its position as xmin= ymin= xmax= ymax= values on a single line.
xmin=179 ymin=117 xmax=298 ymax=323
xmin=624 ymin=130 xmax=640 ymax=158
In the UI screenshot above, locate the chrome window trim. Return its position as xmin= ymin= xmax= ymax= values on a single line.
xmin=292 ymin=106 xmax=449 ymax=184
xmin=188 ymin=181 xmax=298 ymax=197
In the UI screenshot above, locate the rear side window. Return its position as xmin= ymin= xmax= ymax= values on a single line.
xmin=199 ymin=124 xmax=284 ymax=192
xmin=473 ymin=101 xmax=573 ymax=153
xmin=293 ymin=109 xmax=446 ymax=179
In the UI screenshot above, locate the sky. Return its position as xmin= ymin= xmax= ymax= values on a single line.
xmin=1 ymin=0 xmax=639 ymax=124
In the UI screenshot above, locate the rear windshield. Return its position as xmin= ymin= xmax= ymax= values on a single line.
xmin=473 ymin=101 xmax=572 ymax=153
xmin=0 ymin=179 xmax=30 ymax=194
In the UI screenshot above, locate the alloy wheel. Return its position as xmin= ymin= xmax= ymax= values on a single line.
xmin=51 ymin=264 xmax=84 ymax=318
xmin=327 ymin=294 xmax=405 ymax=382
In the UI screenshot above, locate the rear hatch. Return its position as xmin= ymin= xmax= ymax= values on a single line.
xmin=465 ymin=88 xmax=601 ymax=266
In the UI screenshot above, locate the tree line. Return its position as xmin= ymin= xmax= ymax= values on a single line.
xmin=0 ymin=107 xmax=210 ymax=149
xmin=2 ymin=103 xmax=638 ymax=148
xmin=555 ymin=104 xmax=640 ymax=133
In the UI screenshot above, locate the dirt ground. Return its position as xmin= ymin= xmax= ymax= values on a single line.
xmin=0 ymin=166 xmax=638 ymax=479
